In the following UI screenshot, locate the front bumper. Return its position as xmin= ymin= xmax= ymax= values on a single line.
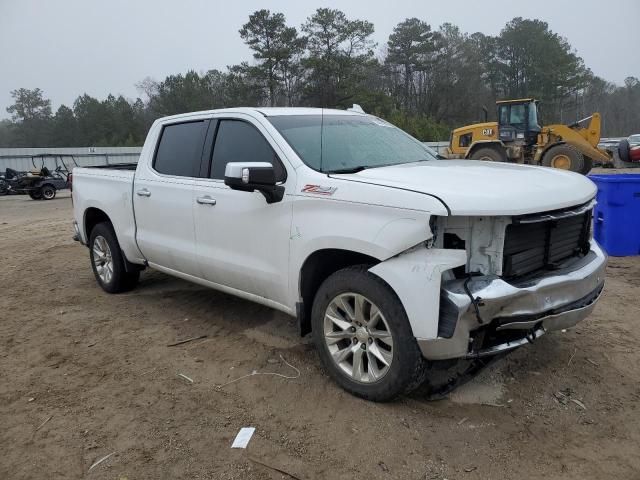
xmin=418 ymin=240 xmax=607 ymax=360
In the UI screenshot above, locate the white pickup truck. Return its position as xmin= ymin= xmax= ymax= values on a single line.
xmin=72 ymin=108 xmax=606 ymax=401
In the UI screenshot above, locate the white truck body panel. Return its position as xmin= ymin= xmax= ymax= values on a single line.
xmin=332 ymin=159 xmax=597 ymax=216
xmin=71 ymin=168 xmax=143 ymax=263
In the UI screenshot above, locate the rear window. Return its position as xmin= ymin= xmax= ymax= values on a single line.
xmin=153 ymin=121 xmax=207 ymax=177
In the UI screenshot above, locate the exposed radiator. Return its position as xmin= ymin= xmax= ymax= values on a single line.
xmin=503 ymin=210 xmax=591 ymax=279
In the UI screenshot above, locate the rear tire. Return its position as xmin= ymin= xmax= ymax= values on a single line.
xmin=41 ymin=184 xmax=56 ymax=200
xmin=311 ymin=265 xmax=427 ymax=402
xmin=469 ymin=146 xmax=506 ymax=162
xmin=541 ymin=144 xmax=585 ymax=173
xmin=89 ymin=222 xmax=140 ymax=293
xmin=29 ymin=190 xmax=43 ymax=200
xmin=581 ymin=157 xmax=593 ymax=175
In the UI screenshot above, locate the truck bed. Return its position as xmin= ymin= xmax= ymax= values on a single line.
xmin=75 ymin=163 xmax=138 ymax=171
xmin=71 ymin=166 xmax=142 ymax=264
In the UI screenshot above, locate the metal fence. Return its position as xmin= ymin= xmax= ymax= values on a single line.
xmin=0 ymin=147 xmax=142 ymax=172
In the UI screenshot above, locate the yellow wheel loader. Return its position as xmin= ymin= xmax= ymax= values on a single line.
xmin=446 ymin=98 xmax=612 ymax=174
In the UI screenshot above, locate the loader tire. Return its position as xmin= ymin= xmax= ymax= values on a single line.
xmin=469 ymin=146 xmax=506 ymax=162
xmin=581 ymin=157 xmax=593 ymax=175
xmin=542 ymin=144 xmax=585 ymax=173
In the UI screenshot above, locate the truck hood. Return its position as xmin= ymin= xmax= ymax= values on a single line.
xmin=331 ymin=160 xmax=597 ymax=216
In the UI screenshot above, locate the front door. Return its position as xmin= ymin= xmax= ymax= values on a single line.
xmin=192 ymin=115 xmax=293 ymax=306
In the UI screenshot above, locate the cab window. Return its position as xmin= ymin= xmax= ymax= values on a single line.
xmin=510 ymin=105 xmax=526 ymax=126
xmin=209 ymin=120 xmax=286 ymax=181
xmin=499 ymin=106 xmax=509 ymax=125
xmin=153 ymin=121 xmax=208 ymax=177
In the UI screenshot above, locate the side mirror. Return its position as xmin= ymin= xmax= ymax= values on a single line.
xmin=224 ymin=162 xmax=284 ymax=204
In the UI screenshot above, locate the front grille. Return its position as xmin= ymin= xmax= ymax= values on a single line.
xmin=503 ymin=210 xmax=591 ymax=279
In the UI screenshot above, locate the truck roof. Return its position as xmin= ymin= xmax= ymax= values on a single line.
xmin=496 ymin=98 xmax=536 ymax=104
xmin=157 ymin=107 xmax=365 ymax=123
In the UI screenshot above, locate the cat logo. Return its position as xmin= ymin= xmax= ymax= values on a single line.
xmin=482 ymin=128 xmax=494 ymax=136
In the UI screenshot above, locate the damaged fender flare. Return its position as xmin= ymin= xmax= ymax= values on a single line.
xmin=369 ymin=247 xmax=467 ymax=341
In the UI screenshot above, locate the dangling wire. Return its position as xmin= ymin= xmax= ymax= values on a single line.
xmin=464 ymin=275 xmax=485 ymax=325
xmin=214 ymin=355 xmax=301 ymax=389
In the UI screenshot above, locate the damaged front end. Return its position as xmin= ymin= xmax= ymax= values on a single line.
xmin=422 ymin=241 xmax=605 ymax=360
xmin=420 ymin=200 xmax=606 ymax=360
xmin=372 ymin=200 xmax=607 ymax=361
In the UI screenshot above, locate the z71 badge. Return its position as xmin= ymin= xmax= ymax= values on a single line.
xmin=301 ymin=184 xmax=337 ymax=196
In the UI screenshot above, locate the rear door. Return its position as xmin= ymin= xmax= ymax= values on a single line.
xmin=133 ymin=119 xmax=209 ymax=276
xmin=192 ymin=114 xmax=293 ymax=305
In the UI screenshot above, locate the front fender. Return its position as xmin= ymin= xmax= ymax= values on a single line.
xmin=369 ymin=247 xmax=467 ymax=340
xmin=288 ymin=196 xmax=439 ymax=310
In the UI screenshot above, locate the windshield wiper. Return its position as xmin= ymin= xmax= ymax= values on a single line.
xmin=325 ymin=160 xmax=431 ymax=174
xmin=324 ymin=166 xmax=368 ymax=174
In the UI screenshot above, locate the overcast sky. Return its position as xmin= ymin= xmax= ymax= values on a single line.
xmin=1 ymin=0 xmax=638 ymax=118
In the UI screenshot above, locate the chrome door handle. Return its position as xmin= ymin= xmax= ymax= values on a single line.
xmin=196 ymin=196 xmax=217 ymax=205
xmin=136 ymin=189 xmax=151 ymax=197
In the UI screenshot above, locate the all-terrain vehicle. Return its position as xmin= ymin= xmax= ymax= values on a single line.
xmin=0 ymin=155 xmax=75 ymax=200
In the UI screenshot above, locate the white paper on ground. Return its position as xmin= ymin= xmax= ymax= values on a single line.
xmin=231 ymin=427 xmax=255 ymax=448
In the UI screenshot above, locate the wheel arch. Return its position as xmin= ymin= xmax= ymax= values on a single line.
xmin=84 ymin=207 xmax=141 ymax=273
xmin=465 ymin=140 xmax=506 ymax=159
xmin=84 ymin=207 xmax=112 ymax=241
xmin=297 ymin=248 xmax=381 ymax=336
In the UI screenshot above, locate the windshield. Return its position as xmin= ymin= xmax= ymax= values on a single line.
xmin=267 ymin=114 xmax=436 ymax=172
xmin=629 ymin=134 xmax=640 ymax=144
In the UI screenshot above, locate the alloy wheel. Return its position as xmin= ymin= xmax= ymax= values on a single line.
xmin=92 ymin=235 xmax=114 ymax=284
xmin=323 ymin=292 xmax=394 ymax=383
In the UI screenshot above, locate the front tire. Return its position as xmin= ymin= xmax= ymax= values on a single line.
xmin=469 ymin=146 xmax=506 ymax=162
xmin=29 ymin=190 xmax=43 ymax=200
xmin=542 ymin=144 xmax=585 ymax=173
xmin=41 ymin=184 xmax=56 ymax=200
xmin=311 ymin=266 xmax=427 ymax=401
xmin=89 ymin=222 xmax=139 ymax=293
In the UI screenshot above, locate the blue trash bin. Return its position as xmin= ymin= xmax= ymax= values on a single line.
xmin=589 ymin=174 xmax=640 ymax=256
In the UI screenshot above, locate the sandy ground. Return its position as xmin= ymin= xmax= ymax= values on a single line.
xmin=1 ymin=186 xmax=639 ymax=480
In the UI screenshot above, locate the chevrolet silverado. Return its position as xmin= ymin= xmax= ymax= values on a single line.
xmin=71 ymin=108 xmax=606 ymax=401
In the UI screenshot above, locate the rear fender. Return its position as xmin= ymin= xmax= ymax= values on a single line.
xmin=369 ymin=247 xmax=467 ymax=340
